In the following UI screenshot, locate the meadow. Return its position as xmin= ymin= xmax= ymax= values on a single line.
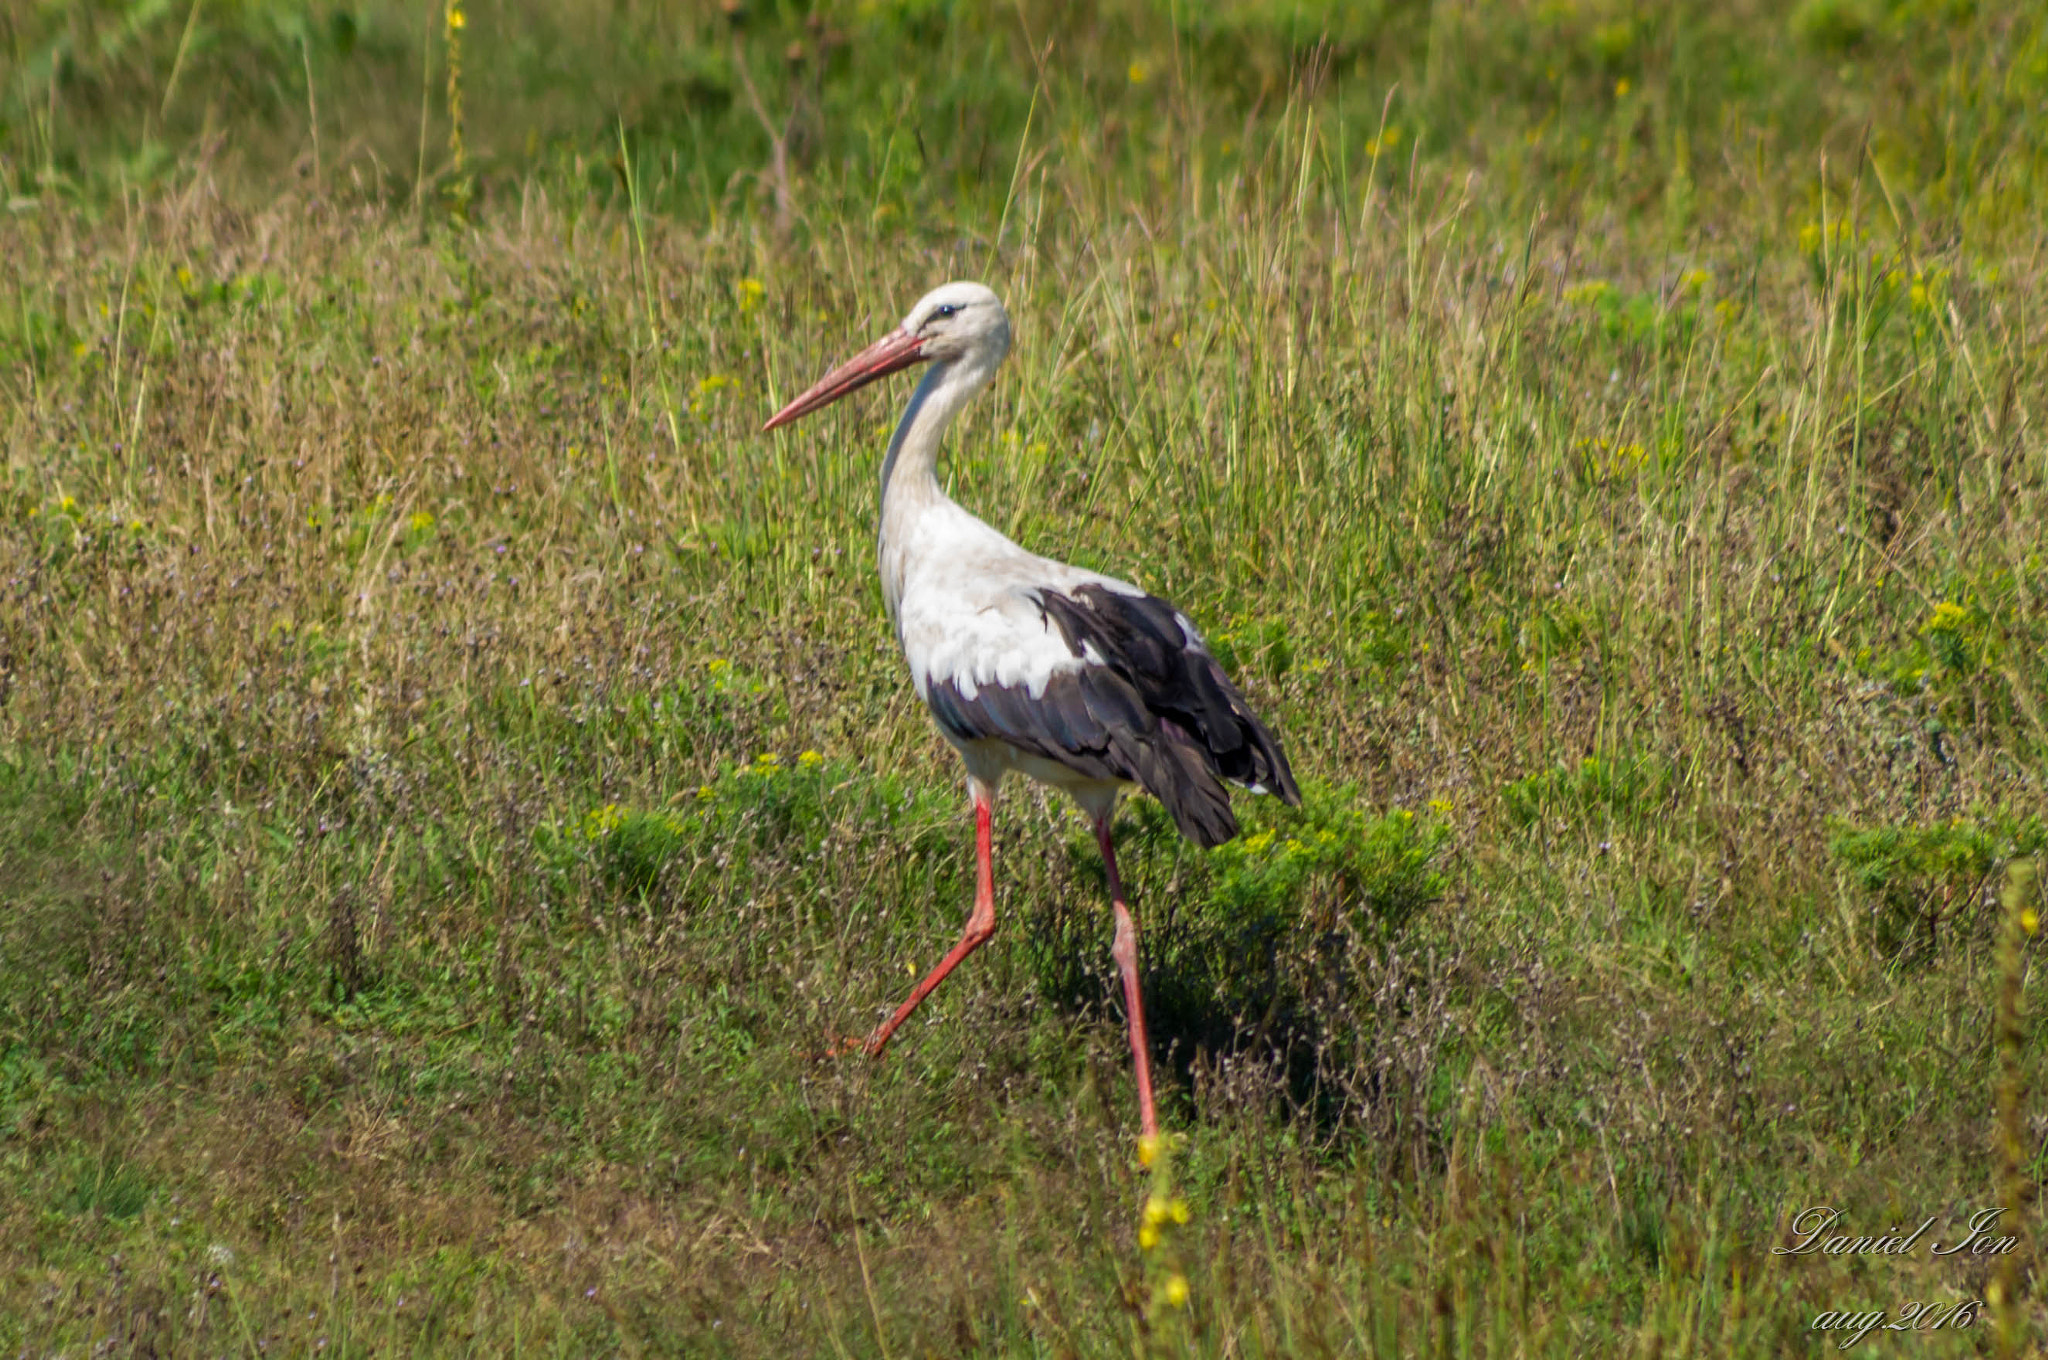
xmin=2 ymin=0 xmax=2046 ymax=1353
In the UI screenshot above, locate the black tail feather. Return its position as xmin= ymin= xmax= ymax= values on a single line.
xmin=1038 ymin=584 xmax=1300 ymax=830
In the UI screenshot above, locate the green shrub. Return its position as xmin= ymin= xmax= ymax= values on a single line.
xmin=553 ymin=750 xmax=958 ymax=906
xmin=1855 ymin=586 xmax=2032 ymax=740
xmin=1828 ymin=813 xmax=2047 ymax=959
xmin=1503 ymin=752 xmax=1672 ymax=829
xmin=1033 ymin=782 xmax=1448 ymax=1121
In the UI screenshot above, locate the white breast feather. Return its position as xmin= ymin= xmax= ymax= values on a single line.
xmin=889 ymin=502 xmax=1146 ymax=703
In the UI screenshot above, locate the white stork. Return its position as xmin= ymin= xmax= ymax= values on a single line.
xmin=762 ymin=281 xmax=1299 ymax=1136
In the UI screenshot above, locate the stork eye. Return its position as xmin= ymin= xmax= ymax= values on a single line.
xmin=931 ymin=303 xmax=962 ymax=321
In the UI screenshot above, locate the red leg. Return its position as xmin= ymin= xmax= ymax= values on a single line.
xmin=864 ymin=792 xmax=997 ymax=1058
xmin=1096 ymin=816 xmax=1160 ymax=1137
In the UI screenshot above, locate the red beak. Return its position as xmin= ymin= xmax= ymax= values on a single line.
xmin=762 ymin=328 xmax=929 ymax=432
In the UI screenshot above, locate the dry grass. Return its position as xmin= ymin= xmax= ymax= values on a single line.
xmin=2 ymin=0 xmax=2047 ymax=1354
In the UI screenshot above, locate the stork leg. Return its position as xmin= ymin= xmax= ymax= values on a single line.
xmin=1095 ymin=816 xmax=1160 ymax=1137
xmin=864 ymin=790 xmax=997 ymax=1058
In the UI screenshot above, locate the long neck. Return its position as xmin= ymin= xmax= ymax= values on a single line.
xmin=880 ymin=357 xmax=991 ymax=518
xmin=876 ymin=355 xmax=997 ymax=621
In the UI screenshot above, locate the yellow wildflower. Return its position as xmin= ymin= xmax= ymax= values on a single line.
xmin=1614 ymin=77 xmax=1631 ymax=97
xmin=1136 ymin=1134 xmax=1162 ymax=1168
xmin=1923 ymin=601 xmax=1970 ymax=634
xmin=409 ymin=510 xmax=435 ymax=533
xmin=798 ymin=750 xmax=823 ymax=769
xmin=1164 ymin=1274 xmax=1189 ymax=1308
xmin=1128 ymin=60 xmax=1149 ymax=85
xmin=1138 ymin=1224 xmax=1160 ymax=1251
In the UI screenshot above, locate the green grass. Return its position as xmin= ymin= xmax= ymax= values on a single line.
xmin=2 ymin=0 xmax=2046 ymax=1353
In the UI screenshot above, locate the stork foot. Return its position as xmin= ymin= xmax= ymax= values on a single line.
xmin=807 ymin=1032 xmax=871 ymax=1063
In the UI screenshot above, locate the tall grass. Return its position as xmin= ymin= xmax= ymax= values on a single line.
xmin=1 ymin=0 xmax=2044 ymax=1354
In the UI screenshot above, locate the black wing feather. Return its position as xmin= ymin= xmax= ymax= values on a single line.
xmin=926 ymin=583 xmax=1298 ymax=849
xmin=1041 ymin=585 xmax=1298 ymax=799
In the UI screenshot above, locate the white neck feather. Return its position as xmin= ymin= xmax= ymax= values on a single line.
xmin=880 ymin=357 xmax=990 ymax=510
xmin=876 ymin=352 xmax=1000 ymax=617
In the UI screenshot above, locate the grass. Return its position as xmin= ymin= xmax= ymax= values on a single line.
xmin=2 ymin=0 xmax=2046 ymax=1353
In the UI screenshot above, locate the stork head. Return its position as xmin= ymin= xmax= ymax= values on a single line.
xmin=763 ymin=281 xmax=1010 ymax=432
xmin=899 ymin=281 xmax=1009 ymax=364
